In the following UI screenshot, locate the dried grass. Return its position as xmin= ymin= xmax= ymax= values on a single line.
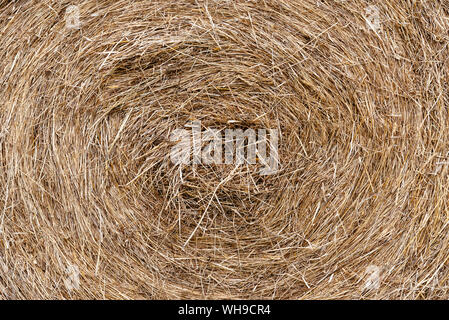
xmin=1 ymin=0 xmax=449 ymax=299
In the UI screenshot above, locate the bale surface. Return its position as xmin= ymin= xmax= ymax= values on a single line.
xmin=1 ymin=0 xmax=449 ymax=299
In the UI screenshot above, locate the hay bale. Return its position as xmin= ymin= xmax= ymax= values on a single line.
xmin=0 ymin=0 xmax=448 ymax=299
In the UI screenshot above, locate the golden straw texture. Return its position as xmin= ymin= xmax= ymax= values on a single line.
xmin=0 ymin=0 xmax=449 ymax=299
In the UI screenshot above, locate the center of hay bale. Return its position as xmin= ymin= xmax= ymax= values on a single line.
xmin=2 ymin=0 xmax=449 ymax=299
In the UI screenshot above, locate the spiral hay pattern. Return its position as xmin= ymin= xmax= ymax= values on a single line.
xmin=0 ymin=0 xmax=449 ymax=299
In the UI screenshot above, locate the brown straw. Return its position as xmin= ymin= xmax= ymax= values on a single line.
xmin=1 ymin=0 xmax=449 ymax=299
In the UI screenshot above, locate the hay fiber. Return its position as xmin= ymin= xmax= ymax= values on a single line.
xmin=1 ymin=0 xmax=449 ymax=299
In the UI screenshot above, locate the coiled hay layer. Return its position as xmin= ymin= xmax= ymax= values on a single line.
xmin=0 ymin=0 xmax=449 ymax=299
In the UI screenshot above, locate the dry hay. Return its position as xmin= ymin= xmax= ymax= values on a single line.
xmin=0 ymin=0 xmax=449 ymax=300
